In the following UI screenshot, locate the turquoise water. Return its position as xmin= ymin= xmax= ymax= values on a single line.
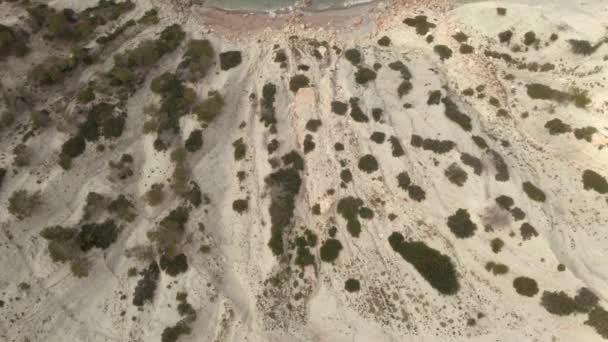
xmin=203 ymin=0 xmax=372 ymax=11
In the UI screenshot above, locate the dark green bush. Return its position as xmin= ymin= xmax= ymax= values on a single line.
xmin=139 ymin=8 xmax=160 ymax=25
xmin=185 ymin=129 xmax=203 ymax=152
xmin=485 ymin=261 xmax=509 ymax=275
xmin=460 ymin=153 xmax=482 ymax=175
xmin=575 ymin=287 xmax=599 ymax=313
xmin=408 ymin=185 xmax=426 ymax=202
xmin=233 ymin=138 xmax=247 ymax=161
xmin=544 ymin=118 xmax=572 ymax=135
xmin=305 ymin=119 xmax=322 ymax=132
xmin=320 ymin=238 xmax=343 ymax=262
xmin=520 ymin=223 xmax=538 ymax=240
xmin=289 ymin=74 xmax=310 ymax=93
xmin=522 ymin=181 xmax=546 ymax=202
xmin=160 ymin=253 xmax=188 ymax=276
xmin=0 ymin=24 xmax=29 ymax=58
xmin=349 ymin=98 xmax=368 ymax=122
xmin=260 ymin=82 xmax=277 ymax=126
xmin=132 ymin=265 xmax=160 ymax=307
xmin=488 ymin=149 xmax=509 ymax=181
xmin=452 ymin=32 xmax=468 ymax=43
xmin=219 ymin=50 xmax=241 ymax=70
xmin=303 ymin=134 xmax=315 ymax=154
xmin=397 ymin=80 xmax=413 ymax=98
xmin=444 ymin=163 xmax=468 ymax=186
xmin=40 ymin=226 xmax=78 ymax=241
xmin=526 ymin=83 xmax=569 ymax=103
xmin=340 ymin=169 xmax=352 ymax=184
xmin=582 ymin=169 xmax=608 ymax=194
xmin=574 ymin=126 xmax=598 ymax=142
xmin=389 ymin=136 xmax=405 ymax=157
xmin=427 ymin=90 xmax=441 ymax=105
xmin=568 ymin=39 xmax=601 ymax=55
xmin=370 ymin=132 xmax=386 ymax=144
xmin=358 ymin=154 xmax=378 ymax=173
xmin=434 ymin=45 xmax=452 ymax=60
xmin=281 ymin=150 xmax=304 ymax=170
xmin=331 ymin=100 xmax=348 ymax=115
xmin=354 ymin=67 xmax=376 ymax=85
xmin=179 ymin=39 xmax=215 ymax=81
xmin=472 ymin=135 xmax=488 ymax=149
xmin=586 ymin=306 xmax=608 ymax=339
xmin=447 ymin=209 xmax=477 ymax=238
xmin=388 ymin=61 xmax=412 ymax=79
xmin=403 ymin=15 xmax=436 ymax=35
xmin=388 ymin=232 xmax=459 ymax=295
xmin=490 ymin=238 xmax=504 ymax=253
xmin=232 ymin=199 xmax=248 ymax=214
xmin=78 ymin=220 xmax=118 ymax=251
xmin=541 ymin=290 xmax=577 ymax=315
xmin=513 ymin=276 xmax=539 ymax=297
xmin=397 ymin=172 xmax=411 ymax=190
xmin=496 ymin=7 xmax=507 ymax=15
xmin=345 ymin=279 xmax=361 ymax=292
xmin=510 ymin=207 xmax=526 ymax=221
xmin=523 ymin=31 xmax=537 ymax=46
xmin=498 ymin=30 xmax=513 ymax=43
xmin=337 ymin=196 xmax=364 ymax=237
xmin=442 ymin=98 xmax=472 ymax=131
xmin=191 ymin=91 xmax=222 ymax=123
xmin=344 ymin=48 xmax=361 ymax=65
xmin=377 ymin=36 xmax=391 ymax=46
xmin=266 ymin=167 xmax=302 ymax=256
xmin=161 ymin=322 xmax=191 ymax=342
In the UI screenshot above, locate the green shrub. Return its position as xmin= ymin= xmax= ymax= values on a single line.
xmin=377 ymin=36 xmax=391 ymax=46
xmin=102 ymin=115 xmax=125 ymax=138
xmin=397 ymin=80 xmax=412 ymax=98
xmin=496 ymin=7 xmax=507 ymax=15
xmin=305 ymin=119 xmax=322 ymax=132
xmin=345 ymin=279 xmax=361 ymax=292
xmin=349 ymin=98 xmax=368 ymax=122
xmin=485 ymin=261 xmax=509 ymax=275
xmin=568 ymin=39 xmax=601 ymax=55
xmin=146 ymin=183 xmax=165 ymax=206
xmin=472 ymin=135 xmax=488 ymax=149
xmin=427 ymin=90 xmax=441 ymax=105
xmin=442 ymin=98 xmax=472 ymax=131
xmin=354 ymin=67 xmax=376 ymax=85
xmin=513 ymin=276 xmax=539 ymax=297
xmin=161 ymin=322 xmax=191 ymax=342
xmin=261 ymin=83 xmax=277 ymax=126
xmin=138 ymin=8 xmax=160 ymax=25
xmin=70 ymin=258 xmax=91 ymax=278
xmin=434 ymin=45 xmax=452 ymax=60
xmin=195 ymin=91 xmax=224 ymax=123
xmin=523 ymin=31 xmax=537 ymax=46
xmin=498 ymin=30 xmax=513 ymax=43
xmin=444 ymin=163 xmax=468 ymax=186
xmin=331 ymin=101 xmax=348 ymax=115
xmin=574 ymin=126 xmax=598 ymax=142
xmin=77 ymin=82 xmax=96 ymax=104
xmin=388 ymin=61 xmax=412 ymax=79
xmin=522 ymin=181 xmax=546 ymax=202
xmin=358 ymin=154 xmax=378 ymax=173
xmin=403 ymin=15 xmax=436 ymax=35
xmin=337 ymin=196 xmax=364 ymax=237
xmin=132 ymin=261 xmax=160 ymax=306
xmin=544 ymin=118 xmax=572 ymax=135
xmin=281 ymin=150 xmax=304 ymax=170
xmin=78 ymin=220 xmax=119 ymax=251
xmin=541 ymin=290 xmax=577 ymax=315
xmin=266 ymin=167 xmax=302 ymax=256
xmin=232 ymin=199 xmax=248 ymax=214
xmin=575 ymin=287 xmax=599 ymax=313
xmin=389 ymin=136 xmax=405 ymax=157
xmin=582 ymin=170 xmax=608 ymax=194
xmin=344 ymin=48 xmax=361 ymax=65
xmin=447 ymin=209 xmax=477 ymax=238
xmin=452 ymin=32 xmax=468 ymax=43
xmin=233 ymin=138 xmax=247 ymax=161
xmin=340 ymin=169 xmax=353 ymax=184
xmin=303 ymin=134 xmax=315 ymax=154
xmin=488 ymin=149 xmax=509 ymax=181
xmin=160 ymin=253 xmax=188 ymax=276
xmin=570 ymin=87 xmax=591 ymax=108
xmin=520 ymin=223 xmax=538 ymax=240
xmin=586 ymin=306 xmax=608 ymax=339
xmin=320 ymin=238 xmax=343 ymax=262
xmin=370 ymin=131 xmax=386 ymax=144
xmin=219 ymin=51 xmax=242 ymax=70
xmin=185 ymin=129 xmax=203 ymax=152
xmin=490 ymin=238 xmax=504 ymax=253
xmin=388 ymin=232 xmax=459 ymax=295
xmin=289 ymin=74 xmax=310 ymax=93
xmin=108 ymin=195 xmax=137 ymax=222
xmin=397 ymin=172 xmax=411 ymax=190
xmin=510 ymin=207 xmax=526 ymax=221
xmin=40 ymin=226 xmax=78 ymax=241
xmin=526 ymin=83 xmax=569 ymax=103
xmin=8 ymin=190 xmax=41 ymax=219
xmin=460 ymin=153 xmax=482 ymax=175
xmin=179 ymin=39 xmax=215 ymax=81
xmin=407 ymin=185 xmax=426 ymax=202
xmin=459 ymin=44 xmax=474 ymax=54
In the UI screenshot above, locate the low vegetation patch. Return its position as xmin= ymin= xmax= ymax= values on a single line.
xmin=345 ymin=279 xmax=361 ymax=292
xmin=460 ymin=153 xmax=482 ymax=175
xmin=358 ymin=154 xmax=378 ymax=173
xmin=411 ymin=135 xmax=456 ymax=154
xmin=574 ymin=126 xmax=598 ymax=142
xmin=378 ymin=36 xmax=391 ymax=46
xmin=354 ymin=67 xmax=377 ymax=85
xmin=389 ymin=136 xmax=405 ymax=157
xmin=289 ymin=74 xmax=310 ymax=93
xmin=389 ymin=232 xmax=459 ymax=295
xmin=485 ymin=261 xmax=509 ymax=275
xmin=337 ymin=196 xmax=364 ymax=237
xmin=178 ymin=39 xmax=215 ymax=81
xmin=408 ymin=185 xmax=426 ymax=202
xmin=447 ymin=209 xmax=477 ymax=238
xmin=260 ymin=83 xmax=277 ymax=126
xmin=522 ymin=181 xmax=546 ymax=202
xmin=133 ymin=261 xmax=160 ymax=306
xmin=331 ymin=100 xmax=348 ymax=115
xmin=219 ymin=51 xmax=242 ymax=70
xmin=445 ymin=163 xmax=468 ymax=186
xmin=513 ymin=276 xmax=539 ymax=297
xmin=582 ymin=169 xmax=608 ymax=194
xmin=8 ymin=190 xmax=41 ymax=220
xmin=442 ymin=98 xmax=472 ymax=131
xmin=544 ymin=118 xmax=572 ymax=135
xmin=320 ymin=238 xmax=343 ymax=262
xmin=344 ymin=48 xmax=361 ymax=65
xmin=568 ymin=39 xmax=602 ymax=56
xmin=403 ymin=15 xmax=436 ymax=35
xmin=520 ymin=223 xmax=538 ymax=240
xmin=397 ymin=172 xmax=411 ymax=190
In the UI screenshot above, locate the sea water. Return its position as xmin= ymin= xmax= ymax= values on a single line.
xmin=203 ymin=0 xmax=372 ymax=11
